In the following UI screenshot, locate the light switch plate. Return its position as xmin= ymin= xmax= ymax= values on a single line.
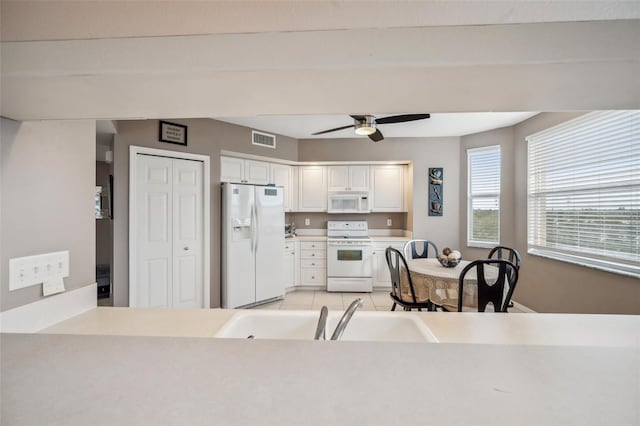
xmin=9 ymin=251 xmax=69 ymax=291
xmin=305 ymin=218 xmax=310 ymax=226
xmin=387 ymin=218 xmax=392 ymax=226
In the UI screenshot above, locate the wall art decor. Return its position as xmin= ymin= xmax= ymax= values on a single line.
xmin=428 ymin=167 xmax=443 ymax=216
xmin=159 ymin=120 xmax=188 ymax=146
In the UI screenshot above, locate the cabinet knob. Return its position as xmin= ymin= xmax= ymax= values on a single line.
xmin=311 ymin=253 xmax=315 ymax=257
xmin=183 ymin=247 xmax=189 ymax=251
xmin=311 ymin=263 xmax=315 ymax=266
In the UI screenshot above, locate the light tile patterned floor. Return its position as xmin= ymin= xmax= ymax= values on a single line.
xmin=252 ymin=289 xmax=530 ymax=313
xmin=252 ymin=289 xmax=394 ymax=311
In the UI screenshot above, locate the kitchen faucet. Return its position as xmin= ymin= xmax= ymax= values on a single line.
xmin=314 ymin=306 xmax=329 ymax=340
xmin=330 ymin=298 xmax=363 ymax=340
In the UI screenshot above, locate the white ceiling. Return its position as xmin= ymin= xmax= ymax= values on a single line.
xmin=214 ymin=112 xmax=539 ymax=139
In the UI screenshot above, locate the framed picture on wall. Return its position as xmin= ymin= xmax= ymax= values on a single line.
xmin=159 ymin=120 xmax=188 ymax=146
xmin=428 ymin=167 xmax=443 ymax=216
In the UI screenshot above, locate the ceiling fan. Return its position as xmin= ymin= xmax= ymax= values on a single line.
xmin=311 ymin=114 xmax=431 ymax=142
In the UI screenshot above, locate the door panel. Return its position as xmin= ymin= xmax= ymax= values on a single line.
xmin=254 ymin=186 xmax=285 ymax=302
xmin=147 ymin=258 xmax=169 ymax=307
xmin=136 ymin=155 xmax=173 ymax=308
xmin=172 ymin=158 xmax=203 ymax=308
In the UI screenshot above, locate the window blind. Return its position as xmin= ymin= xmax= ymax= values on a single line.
xmin=527 ymin=111 xmax=640 ymax=277
xmin=467 ymin=145 xmax=501 ymax=247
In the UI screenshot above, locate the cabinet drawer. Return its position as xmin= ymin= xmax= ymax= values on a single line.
xmin=300 ymin=241 xmax=325 ymax=250
xmin=300 ymin=249 xmax=326 ymax=259
xmin=301 ymin=268 xmax=326 ymax=284
xmin=301 ymin=259 xmax=326 ymax=269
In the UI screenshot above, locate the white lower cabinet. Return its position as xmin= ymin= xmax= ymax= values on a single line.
xmin=299 ymin=240 xmax=326 ymax=287
xmin=372 ymin=240 xmax=408 ymax=289
xmin=284 ymin=241 xmax=296 ymax=289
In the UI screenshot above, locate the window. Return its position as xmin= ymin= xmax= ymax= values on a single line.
xmin=527 ymin=111 xmax=640 ymax=278
xmin=467 ymin=145 xmax=501 ymax=247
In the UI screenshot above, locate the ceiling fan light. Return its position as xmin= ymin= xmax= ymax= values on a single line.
xmin=354 ymin=123 xmax=376 ymax=135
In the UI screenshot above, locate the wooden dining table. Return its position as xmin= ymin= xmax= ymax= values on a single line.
xmin=404 ymin=258 xmax=499 ymax=311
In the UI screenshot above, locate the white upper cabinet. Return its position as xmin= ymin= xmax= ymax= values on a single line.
xmin=298 ymin=166 xmax=327 ymax=211
xmin=220 ymin=157 xmax=269 ymax=185
xmin=371 ymin=165 xmax=405 ymax=212
xmin=327 ymin=165 xmax=369 ymax=191
xmin=270 ymin=163 xmax=297 ymax=212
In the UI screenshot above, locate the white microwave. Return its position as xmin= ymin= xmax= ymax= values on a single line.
xmin=327 ymin=192 xmax=370 ymax=213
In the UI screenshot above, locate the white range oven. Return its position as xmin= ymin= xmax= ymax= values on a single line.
xmin=327 ymin=221 xmax=373 ymax=292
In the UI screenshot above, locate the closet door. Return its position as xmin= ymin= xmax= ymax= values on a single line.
xmin=171 ymin=158 xmax=204 ymax=308
xmin=134 ymin=154 xmax=204 ymax=308
xmin=135 ymin=154 xmax=173 ymax=308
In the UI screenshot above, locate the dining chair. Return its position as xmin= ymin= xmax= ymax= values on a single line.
xmin=403 ymin=239 xmax=439 ymax=260
xmin=488 ymin=246 xmax=521 ymax=270
xmin=441 ymin=259 xmax=519 ymax=312
xmin=488 ymin=246 xmax=521 ymax=309
xmin=385 ymin=247 xmax=433 ymax=311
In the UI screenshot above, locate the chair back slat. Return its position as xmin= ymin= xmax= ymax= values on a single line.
xmin=404 ymin=240 xmax=438 ymax=260
xmin=488 ymin=246 xmax=521 ymax=269
xmin=457 ymin=259 xmax=519 ymax=312
xmin=385 ymin=247 xmax=419 ymax=304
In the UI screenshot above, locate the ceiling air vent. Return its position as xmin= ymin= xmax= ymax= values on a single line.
xmin=252 ymin=130 xmax=276 ymax=149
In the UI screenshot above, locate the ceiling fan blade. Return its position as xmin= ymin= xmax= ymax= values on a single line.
xmin=368 ymin=129 xmax=384 ymax=142
xmin=311 ymin=124 xmax=355 ymax=135
xmin=375 ymin=114 xmax=431 ymax=125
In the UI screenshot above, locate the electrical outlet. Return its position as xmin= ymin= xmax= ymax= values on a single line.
xmin=387 ymin=218 xmax=392 ymax=227
xmin=304 ymin=218 xmax=310 ymax=226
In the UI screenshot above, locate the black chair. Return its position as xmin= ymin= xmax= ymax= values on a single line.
xmin=488 ymin=246 xmax=521 ymax=308
xmin=385 ymin=247 xmax=433 ymax=311
xmin=441 ymin=259 xmax=518 ymax=312
xmin=403 ymin=239 xmax=439 ymax=260
xmin=488 ymin=246 xmax=521 ymax=270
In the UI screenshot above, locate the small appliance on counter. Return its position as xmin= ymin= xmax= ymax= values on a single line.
xmin=285 ymin=222 xmax=296 ymax=238
xmin=326 ymin=220 xmax=373 ymax=292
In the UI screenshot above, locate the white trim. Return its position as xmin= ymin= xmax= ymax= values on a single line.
xmin=129 ymin=146 xmax=211 ymax=309
xmin=0 ymin=283 xmax=97 ymax=333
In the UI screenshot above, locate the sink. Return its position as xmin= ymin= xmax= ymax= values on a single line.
xmin=214 ymin=310 xmax=438 ymax=343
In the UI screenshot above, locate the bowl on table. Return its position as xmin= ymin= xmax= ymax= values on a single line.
xmin=437 ymin=256 xmax=460 ymax=268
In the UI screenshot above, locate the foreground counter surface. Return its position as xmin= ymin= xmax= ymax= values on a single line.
xmin=2 ymin=308 xmax=639 ymax=425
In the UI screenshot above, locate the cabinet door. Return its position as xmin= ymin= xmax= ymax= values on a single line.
xmin=373 ymin=251 xmax=391 ymax=288
xmin=371 ymin=165 xmax=404 ymax=212
xmin=298 ymin=166 xmax=327 ymax=211
xmin=349 ymin=166 xmax=370 ymax=191
xmin=270 ymin=163 xmax=295 ymax=212
xmin=244 ymin=160 xmax=270 ymax=185
xmin=327 ymin=166 xmax=349 ymax=191
xmin=284 ymin=250 xmax=295 ymax=287
xmin=220 ymin=156 xmax=245 ymax=183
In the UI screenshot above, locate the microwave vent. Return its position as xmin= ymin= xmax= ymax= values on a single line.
xmin=252 ymin=130 xmax=276 ymax=149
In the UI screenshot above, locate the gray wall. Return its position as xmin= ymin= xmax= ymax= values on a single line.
xmin=460 ymin=113 xmax=640 ymax=314
xmin=298 ymin=137 xmax=461 ymax=249
xmin=112 ymin=118 xmax=298 ymax=308
xmin=0 ymin=119 xmax=96 ymax=312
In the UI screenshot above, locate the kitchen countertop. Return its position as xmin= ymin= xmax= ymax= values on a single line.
xmin=3 ymin=329 xmax=638 ymax=425
xmin=3 ymin=309 xmax=640 ymax=425
xmin=40 ymin=308 xmax=640 ymax=347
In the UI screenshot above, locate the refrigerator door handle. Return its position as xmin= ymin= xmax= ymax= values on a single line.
xmin=254 ymin=198 xmax=260 ymax=253
xmin=250 ymin=202 xmax=256 ymax=253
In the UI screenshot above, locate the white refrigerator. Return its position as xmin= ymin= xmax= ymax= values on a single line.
xmin=221 ymin=183 xmax=285 ymax=308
